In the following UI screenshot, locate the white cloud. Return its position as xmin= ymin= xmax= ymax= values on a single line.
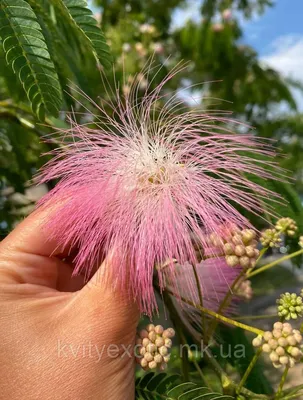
xmin=262 ymin=35 xmax=303 ymax=111
xmin=171 ymin=0 xmax=202 ymax=30
xmin=262 ymin=34 xmax=303 ymax=82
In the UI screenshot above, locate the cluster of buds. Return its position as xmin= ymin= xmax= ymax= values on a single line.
xmin=299 ymin=236 xmax=303 ymax=248
xmin=209 ymin=226 xmax=259 ymax=268
xmin=212 ymin=23 xmax=224 ymax=32
xmin=277 ymin=292 xmax=303 ymax=320
xmin=136 ymin=324 xmax=175 ymax=370
xmin=275 ymin=217 xmax=298 ymax=237
xmin=235 ymin=279 xmax=253 ymax=300
xmin=139 ymin=23 xmax=156 ymax=34
xmin=260 ymin=228 xmax=282 ymax=248
xmin=135 ymin=42 xmax=147 ymax=57
xmin=252 ymin=322 xmax=303 ymax=368
xmin=222 ymin=9 xmax=232 ymax=20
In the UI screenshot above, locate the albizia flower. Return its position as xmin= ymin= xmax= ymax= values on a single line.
xmin=37 ymin=65 xmax=281 ymax=315
xmin=164 ymin=258 xmax=241 ymax=339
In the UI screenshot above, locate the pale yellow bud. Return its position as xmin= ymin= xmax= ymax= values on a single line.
xmin=252 ymin=336 xmax=262 ymax=347
xmin=144 ymin=352 xmax=154 ymax=362
xmin=146 ymin=324 xmax=155 ymax=332
xmin=139 ymin=329 xmax=149 ymax=339
xmin=154 ymin=354 xmax=163 ymax=364
xmin=223 ymin=242 xmax=234 ymax=255
xmin=287 ymin=335 xmax=297 ymax=346
xmin=142 ymin=338 xmax=150 ymax=347
xmin=148 ymin=331 xmax=157 ymax=342
xmin=159 ymin=346 xmax=168 ymax=356
xmin=226 ymin=255 xmax=239 ymax=267
xmin=278 ymin=337 xmax=288 ymax=347
xmin=148 ymin=361 xmax=157 ymax=369
xmin=164 ymin=338 xmax=172 ymax=348
xmin=155 ymin=337 xmax=165 ymax=347
xmin=262 ymin=343 xmax=271 ymax=353
xmin=232 ymin=234 xmax=243 ymax=245
xmin=140 ymin=347 xmax=146 ymax=356
xmin=276 ymin=346 xmax=285 ymax=356
xmin=154 ymin=325 xmax=164 ymax=334
xmin=163 ymin=328 xmax=175 ymax=338
xmin=240 ymin=256 xmax=250 ymax=268
xmin=234 ymin=245 xmax=245 ymax=256
xmin=245 ymin=246 xmax=255 ymax=258
xmin=279 ymin=356 xmax=289 ymax=365
xmin=263 ymin=331 xmax=273 ymax=341
xmin=146 ymin=343 xmax=157 ymax=353
xmin=268 ymin=339 xmax=278 ymax=349
xmin=269 ymin=351 xmax=279 ymax=363
xmin=140 ymin=358 xmax=148 ymax=368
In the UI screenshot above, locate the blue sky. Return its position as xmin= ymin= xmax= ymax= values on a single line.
xmin=172 ymin=0 xmax=303 ymax=107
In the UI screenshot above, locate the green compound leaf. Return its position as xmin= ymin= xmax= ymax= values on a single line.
xmin=135 ymin=372 xmax=234 ymax=400
xmin=51 ymin=0 xmax=112 ymax=69
xmin=0 ymin=0 xmax=62 ymax=120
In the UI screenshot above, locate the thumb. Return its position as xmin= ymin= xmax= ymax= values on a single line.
xmin=73 ymin=256 xmax=139 ymax=344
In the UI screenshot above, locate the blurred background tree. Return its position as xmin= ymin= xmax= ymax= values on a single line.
xmin=0 ymin=0 xmax=303 ymax=239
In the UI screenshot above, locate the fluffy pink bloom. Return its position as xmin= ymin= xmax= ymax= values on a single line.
xmin=37 ymin=66 xmax=280 ymax=315
xmin=165 ymin=258 xmax=241 ymax=338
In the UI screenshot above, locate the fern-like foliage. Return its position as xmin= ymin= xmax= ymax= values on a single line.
xmin=51 ymin=0 xmax=112 ymax=69
xmin=0 ymin=0 xmax=62 ymax=120
xmin=135 ymin=372 xmax=234 ymax=400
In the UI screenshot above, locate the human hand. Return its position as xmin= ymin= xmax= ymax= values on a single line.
xmin=0 ymin=209 xmax=139 ymax=399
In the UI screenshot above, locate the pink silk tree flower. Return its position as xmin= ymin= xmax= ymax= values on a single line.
xmin=164 ymin=258 xmax=241 ymax=338
xmin=37 ymin=66 xmax=281 ymax=316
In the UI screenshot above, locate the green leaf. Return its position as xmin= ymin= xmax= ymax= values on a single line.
xmin=0 ymin=0 xmax=62 ymax=120
xmin=135 ymin=373 xmax=234 ymax=400
xmin=50 ymin=0 xmax=112 ymax=69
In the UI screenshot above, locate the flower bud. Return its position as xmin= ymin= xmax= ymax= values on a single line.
xmin=154 ymin=354 xmax=163 ymax=364
xmin=240 ymin=256 xmax=250 ymax=268
xmin=269 ymin=351 xmax=279 ymax=362
xmin=279 ymin=356 xmax=289 ymax=365
xmin=159 ymin=346 xmax=168 ymax=356
xmin=223 ymin=243 xmax=234 ymax=255
xmin=276 ymin=346 xmax=285 ymax=356
xmin=148 ymin=331 xmax=157 ymax=342
xmin=144 ymin=352 xmax=153 ymax=362
xmin=252 ymin=336 xmax=263 ymax=347
xmin=234 ymin=245 xmax=246 ymax=256
xmin=146 ymin=324 xmax=155 ymax=332
xmin=142 ymin=338 xmax=150 ymax=347
xmin=139 ymin=329 xmax=149 ymax=339
xmin=155 ymin=337 xmax=165 ymax=347
xmin=163 ymin=328 xmax=175 ymax=338
xmin=146 ymin=343 xmax=157 ymax=353
xmin=164 ymin=338 xmax=172 ymax=348
xmin=263 ymin=331 xmax=273 ymax=341
xmin=226 ymin=255 xmax=239 ymax=267
xmin=262 ymin=343 xmax=271 ymax=353
xmin=154 ymin=325 xmax=164 ymax=334
xmin=140 ymin=358 xmax=148 ymax=368
xmin=148 ymin=361 xmax=157 ymax=369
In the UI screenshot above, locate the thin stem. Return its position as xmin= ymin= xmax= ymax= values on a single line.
xmin=282 ymin=393 xmax=303 ymax=400
xmin=191 ymin=263 xmax=206 ymax=336
xmin=275 ymin=367 xmax=289 ymax=399
xmin=191 ymin=356 xmax=212 ymax=390
xmin=166 ymin=289 xmax=264 ymax=335
xmin=206 ymin=268 xmax=246 ymax=340
xmin=246 ymin=246 xmax=268 ymax=275
xmin=282 ymin=383 xmax=303 ymax=396
xmin=237 ymin=347 xmax=263 ymax=394
xmin=234 ymin=314 xmax=278 ymax=321
xmin=247 ymin=249 xmax=303 ymax=278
